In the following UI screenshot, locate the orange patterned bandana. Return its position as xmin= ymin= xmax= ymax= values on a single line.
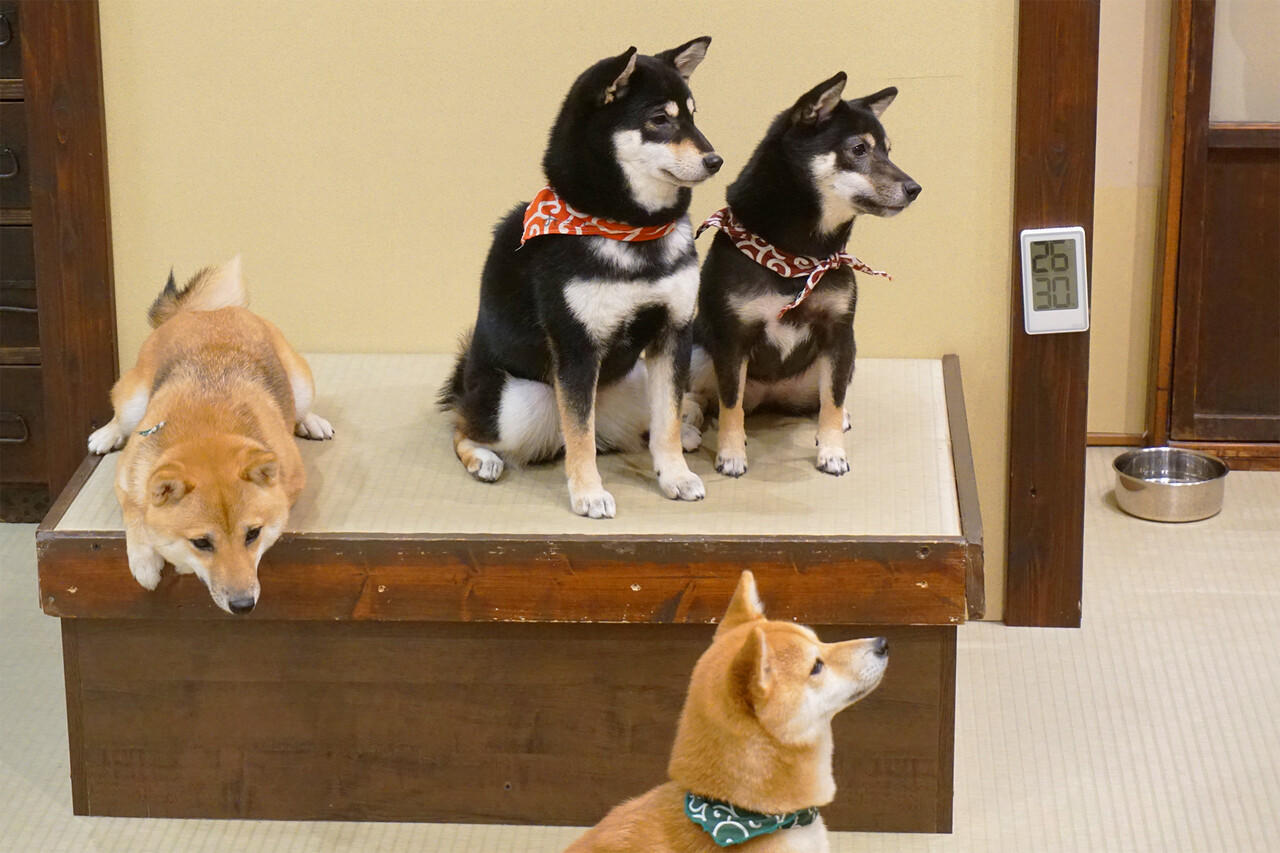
xmin=698 ymin=206 xmax=891 ymax=318
xmin=521 ymin=185 xmax=680 ymax=245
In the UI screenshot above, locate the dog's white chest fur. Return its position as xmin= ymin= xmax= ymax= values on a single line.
xmin=729 ymin=286 xmax=852 ymax=358
xmin=564 ymin=258 xmax=698 ymax=344
xmin=728 ymin=292 xmax=807 ymax=358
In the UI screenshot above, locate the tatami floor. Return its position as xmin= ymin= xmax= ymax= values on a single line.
xmin=2 ymin=448 xmax=1277 ymax=852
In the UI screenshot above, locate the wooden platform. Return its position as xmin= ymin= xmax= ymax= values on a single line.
xmin=36 ymin=354 xmax=982 ymax=832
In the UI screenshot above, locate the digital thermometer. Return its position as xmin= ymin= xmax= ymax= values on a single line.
xmin=1019 ymin=226 xmax=1090 ymax=335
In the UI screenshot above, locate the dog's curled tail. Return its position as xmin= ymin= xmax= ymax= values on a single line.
xmin=147 ymin=255 xmax=249 ymax=328
xmin=436 ymin=329 xmax=474 ymax=414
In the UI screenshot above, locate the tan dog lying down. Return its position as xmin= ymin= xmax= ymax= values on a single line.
xmin=87 ymin=257 xmax=332 ymax=614
xmin=566 ymin=571 xmax=888 ymax=852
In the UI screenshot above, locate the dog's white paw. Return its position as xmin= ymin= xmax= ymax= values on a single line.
xmin=843 ymin=409 xmax=852 ymax=433
xmin=87 ymin=421 xmax=125 ymax=455
xmin=570 ymin=487 xmax=616 ymax=519
xmin=465 ymin=449 xmax=504 ymax=483
xmin=295 ymin=412 xmax=335 ymax=441
xmin=715 ymin=449 xmax=748 ymax=478
xmin=817 ymin=446 xmax=850 ymax=476
xmin=680 ymin=421 xmax=703 ymax=453
xmin=659 ymin=469 xmax=705 ymax=502
xmin=680 ymin=396 xmax=705 ymax=430
xmin=127 ymin=544 xmax=165 ymax=590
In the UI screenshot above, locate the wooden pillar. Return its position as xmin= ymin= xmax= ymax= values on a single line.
xmin=1004 ymin=0 xmax=1100 ymax=627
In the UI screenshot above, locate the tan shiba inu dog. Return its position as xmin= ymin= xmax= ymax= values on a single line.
xmin=566 ymin=571 xmax=888 ymax=852
xmin=87 ymin=257 xmax=332 ymax=613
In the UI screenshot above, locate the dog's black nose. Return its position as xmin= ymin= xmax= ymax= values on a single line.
xmin=227 ymin=597 xmax=256 ymax=615
xmin=903 ymin=181 xmax=922 ymax=200
xmin=703 ymin=153 xmax=724 ymax=174
xmin=873 ymin=637 xmax=889 ymax=657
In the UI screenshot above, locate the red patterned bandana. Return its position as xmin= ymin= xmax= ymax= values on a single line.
xmin=521 ymin=185 xmax=680 ymax=245
xmin=697 ymin=207 xmax=891 ymax=318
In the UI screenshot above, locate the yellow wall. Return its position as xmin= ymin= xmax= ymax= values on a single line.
xmin=1088 ymin=0 xmax=1172 ymax=438
xmin=100 ymin=0 xmax=1018 ymax=616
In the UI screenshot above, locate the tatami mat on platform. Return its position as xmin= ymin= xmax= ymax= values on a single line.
xmin=4 ymin=448 xmax=1278 ymax=852
xmin=56 ymin=354 xmax=961 ymax=538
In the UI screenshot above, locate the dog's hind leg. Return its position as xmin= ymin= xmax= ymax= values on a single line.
xmin=265 ymin=321 xmax=334 ymax=440
xmin=88 ymin=367 xmax=153 ymax=454
xmin=678 ymin=345 xmax=715 ymax=451
xmin=595 ymin=362 xmax=650 ymax=454
xmin=454 ymin=428 xmax=505 ymax=482
xmin=646 ymin=327 xmax=704 ymax=501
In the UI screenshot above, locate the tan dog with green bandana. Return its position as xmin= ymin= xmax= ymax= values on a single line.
xmin=566 ymin=570 xmax=888 ymax=852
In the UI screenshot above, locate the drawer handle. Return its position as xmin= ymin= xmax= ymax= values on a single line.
xmin=0 ymin=15 xmax=12 ymax=47
xmin=0 ymin=411 xmax=29 ymax=444
xmin=0 ymin=305 xmax=37 ymax=314
xmin=0 ymin=147 xmax=17 ymax=180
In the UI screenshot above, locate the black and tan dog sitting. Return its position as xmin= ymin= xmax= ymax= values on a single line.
xmin=684 ymin=72 xmax=921 ymax=478
xmin=440 ymin=38 xmax=722 ymax=518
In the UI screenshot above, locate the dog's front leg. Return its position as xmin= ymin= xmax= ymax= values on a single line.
xmin=553 ymin=354 xmax=615 ymax=519
xmin=714 ymin=352 xmax=750 ymax=478
xmin=646 ymin=326 xmax=705 ymax=501
xmin=816 ymin=328 xmax=855 ymax=475
xmin=122 ymin=505 xmax=165 ymax=589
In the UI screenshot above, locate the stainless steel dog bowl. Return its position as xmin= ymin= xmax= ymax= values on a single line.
xmin=1113 ymin=447 xmax=1227 ymax=522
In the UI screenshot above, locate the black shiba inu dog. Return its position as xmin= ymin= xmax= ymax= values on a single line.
xmin=684 ymin=72 xmax=920 ymax=478
xmin=439 ymin=38 xmax=721 ymax=518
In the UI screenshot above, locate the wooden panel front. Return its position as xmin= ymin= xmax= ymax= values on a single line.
xmin=39 ymin=532 xmax=968 ymax=626
xmin=0 ymin=224 xmax=38 ymax=351
xmin=0 ymin=363 xmax=45 ymax=481
xmin=21 ymin=0 xmax=118 ymax=496
xmin=0 ymin=100 xmax=27 ymax=208
xmin=61 ymin=619 xmax=955 ymax=832
xmin=0 ymin=2 xmax=20 ymax=81
xmin=1171 ymin=126 xmax=1280 ymax=442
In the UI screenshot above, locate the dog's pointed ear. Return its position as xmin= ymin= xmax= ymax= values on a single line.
xmin=205 ymin=253 xmax=244 ymax=291
xmin=716 ymin=570 xmax=766 ymax=638
xmin=240 ymin=448 xmax=279 ymax=487
xmin=857 ymin=86 xmax=898 ymax=118
xmin=602 ymin=47 xmax=639 ymax=105
xmin=732 ymin=625 xmax=773 ymax=706
xmin=149 ymin=463 xmax=192 ymax=506
xmin=791 ymin=72 xmax=847 ymax=126
xmin=656 ymin=36 xmax=711 ymax=81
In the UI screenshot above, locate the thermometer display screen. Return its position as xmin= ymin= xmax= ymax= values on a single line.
xmin=1028 ymin=239 xmax=1079 ymax=311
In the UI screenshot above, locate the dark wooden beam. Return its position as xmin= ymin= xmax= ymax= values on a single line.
xmin=943 ymin=354 xmax=984 ymax=620
xmin=21 ymin=0 xmax=118 ymax=496
xmin=1004 ymin=0 xmax=1100 ymax=627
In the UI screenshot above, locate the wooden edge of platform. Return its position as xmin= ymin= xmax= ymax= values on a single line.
xmin=38 ymin=530 xmax=970 ymax=626
xmin=37 ymin=452 xmax=102 ymax=535
xmin=942 ymin=355 xmax=985 ymax=621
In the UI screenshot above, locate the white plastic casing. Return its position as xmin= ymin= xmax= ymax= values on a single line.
xmin=1019 ymin=226 xmax=1090 ymax=335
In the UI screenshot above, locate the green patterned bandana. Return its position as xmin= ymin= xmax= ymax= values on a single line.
xmin=684 ymin=792 xmax=819 ymax=847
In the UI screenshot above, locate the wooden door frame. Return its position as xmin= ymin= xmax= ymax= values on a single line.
xmin=1147 ymin=0 xmax=1280 ymax=470
xmin=21 ymin=0 xmax=118 ymax=497
xmin=1003 ymin=0 xmax=1100 ymax=628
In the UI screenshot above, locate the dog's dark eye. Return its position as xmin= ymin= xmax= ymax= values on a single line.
xmin=245 ymin=527 xmax=261 ymax=546
xmin=851 ymin=143 xmax=868 ymax=157
xmin=810 ymin=659 xmax=825 ymax=676
xmin=190 ymin=537 xmax=214 ymax=552
xmin=649 ymin=114 xmax=672 ymax=127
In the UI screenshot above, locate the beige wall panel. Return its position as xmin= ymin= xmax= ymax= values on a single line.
xmin=1089 ymin=0 xmax=1171 ymax=437
xmin=100 ymin=0 xmax=1016 ymax=617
